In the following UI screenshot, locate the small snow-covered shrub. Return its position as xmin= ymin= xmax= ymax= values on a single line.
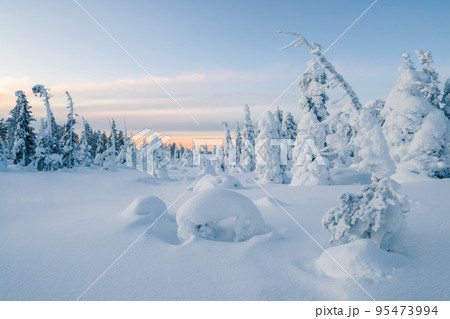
xmin=123 ymin=195 xmax=167 ymax=226
xmin=193 ymin=174 xmax=243 ymax=192
xmin=322 ymin=178 xmax=409 ymax=252
xmin=176 ymin=189 xmax=267 ymax=242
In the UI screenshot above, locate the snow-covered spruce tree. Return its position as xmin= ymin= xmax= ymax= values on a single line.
xmin=181 ymin=148 xmax=193 ymax=167
xmin=116 ymin=121 xmax=129 ymax=165
xmin=34 ymin=118 xmax=62 ymax=171
xmin=11 ymin=91 xmax=36 ymax=166
xmin=108 ymin=119 xmax=119 ymax=151
xmin=415 ymin=50 xmax=441 ymax=108
xmin=274 ymin=106 xmax=284 ymax=137
xmin=282 ymin=111 xmax=297 ymax=141
xmin=61 ymin=92 xmax=80 ymax=168
xmin=240 ymin=104 xmax=256 ymax=171
xmin=290 ymin=60 xmax=332 ymax=185
xmin=6 ymin=93 xmax=22 ymax=153
xmin=0 ymin=138 xmax=7 ymax=170
xmin=94 ymin=132 xmax=107 ymax=166
xmin=235 ymin=121 xmax=242 ymax=165
xmin=79 ymin=117 xmax=93 ymax=167
xmin=32 ymin=85 xmax=62 ymax=171
xmin=381 ymin=53 xmax=450 ymax=178
xmin=255 ymin=111 xmax=283 ymax=183
xmin=215 ymin=144 xmax=225 ymax=172
xmin=280 ymin=32 xmax=395 ymax=178
xmin=363 ymin=99 xmax=385 ymax=126
xmin=442 ymin=78 xmax=450 ymax=121
xmin=322 ymin=177 xmax=409 ymax=252
xmin=102 ymin=120 xmax=117 ymax=170
xmin=0 ymin=118 xmax=7 ymax=144
xmin=221 ymin=121 xmax=232 ymax=168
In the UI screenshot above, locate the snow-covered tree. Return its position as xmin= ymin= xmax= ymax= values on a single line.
xmin=235 ymin=121 xmax=242 ymax=165
xmin=35 ymin=119 xmax=62 ymax=171
xmin=281 ymin=32 xmax=395 ymax=178
xmin=415 ymin=50 xmax=441 ymax=108
xmin=181 ymin=148 xmax=193 ymax=167
xmin=282 ymin=111 xmax=297 ymax=141
xmin=322 ymin=177 xmax=409 ymax=252
xmin=11 ymin=91 xmax=36 ymax=166
xmin=221 ymin=121 xmax=232 ymax=168
xmin=0 ymin=119 xmax=7 ymax=144
xmin=94 ymin=132 xmax=107 ymax=166
xmin=363 ymin=99 xmax=385 ymax=126
xmin=32 ymin=85 xmax=62 ymax=171
xmin=79 ymin=117 xmax=93 ymax=167
xmin=381 ymin=53 xmax=450 ymax=178
xmin=6 ymin=94 xmax=22 ymax=153
xmin=255 ymin=111 xmax=283 ymax=183
xmin=442 ymin=78 xmax=450 ymax=121
xmin=102 ymin=120 xmax=117 ymax=170
xmin=290 ymin=60 xmax=332 ymax=185
xmin=241 ymin=104 xmax=256 ymax=171
xmin=61 ymin=92 xmax=80 ymax=168
xmin=0 ymin=138 xmax=7 ymax=170
xmin=274 ymin=106 xmax=284 ymax=137
xmin=215 ymin=144 xmax=225 ymax=172
xmin=108 ymin=119 xmax=119 ymax=151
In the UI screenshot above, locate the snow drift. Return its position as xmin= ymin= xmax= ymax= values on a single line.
xmin=317 ymin=239 xmax=408 ymax=280
xmin=193 ymin=174 xmax=243 ymax=192
xmin=122 ymin=195 xmax=168 ymax=226
xmin=176 ymin=188 xmax=267 ymax=242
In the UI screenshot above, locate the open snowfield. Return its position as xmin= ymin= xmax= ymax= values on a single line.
xmin=1 ymin=166 xmax=449 ymax=301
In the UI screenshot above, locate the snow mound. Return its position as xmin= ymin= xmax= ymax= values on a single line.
xmin=193 ymin=174 xmax=243 ymax=192
xmin=317 ymin=239 xmax=408 ymax=280
xmin=122 ymin=195 xmax=168 ymax=225
xmin=176 ymin=188 xmax=267 ymax=242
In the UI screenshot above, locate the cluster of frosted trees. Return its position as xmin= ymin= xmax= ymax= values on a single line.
xmin=206 ymin=34 xmax=449 ymax=252
xmin=0 ymin=85 xmax=130 ymax=171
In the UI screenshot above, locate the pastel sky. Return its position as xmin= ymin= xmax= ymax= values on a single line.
xmin=1 ymin=0 xmax=449 ymax=137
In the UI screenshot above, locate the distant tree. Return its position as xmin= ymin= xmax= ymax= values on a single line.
xmin=79 ymin=118 xmax=93 ymax=167
xmin=0 ymin=139 xmax=7 ymax=170
xmin=94 ymin=132 xmax=107 ymax=166
xmin=35 ymin=119 xmax=62 ymax=171
xmin=274 ymin=106 xmax=284 ymax=137
xmin=240 ymin=104 xmax=256 ymax=171
xmin=32 ymin=84 xmax=62 ymax=171
xmin=6 ymin=94 xmax=21 ymax=153
xmin=102 ymin=120 xmax=117 ymax=170
xmin=11 ymin=91 xmax=36 ymax=166
xmin=282 ymin=111 xmax=297 ymax=141
xmin=255 ymin=112 xmax=283 ymax=183
xmin=61 ymin=92 xmax=80 ymax=168
xmin=0 ymin=118 xmax=7 ymax=144
xmin=235 ymin=121 xmax=242 ymax=165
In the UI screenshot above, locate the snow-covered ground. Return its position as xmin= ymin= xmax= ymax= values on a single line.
xmin=1 ymin=166 xmax=449 ymax=300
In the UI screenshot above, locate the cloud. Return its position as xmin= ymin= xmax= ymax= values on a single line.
xmin=0 ymin=67 xmax=298 ymax=133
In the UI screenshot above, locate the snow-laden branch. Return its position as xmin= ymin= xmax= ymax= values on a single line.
xmin=278 ymin=31 xmax=361 ymax=110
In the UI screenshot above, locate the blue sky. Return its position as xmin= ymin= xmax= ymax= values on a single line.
xmin=1 ymin=0 xmax=449 ymax=135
